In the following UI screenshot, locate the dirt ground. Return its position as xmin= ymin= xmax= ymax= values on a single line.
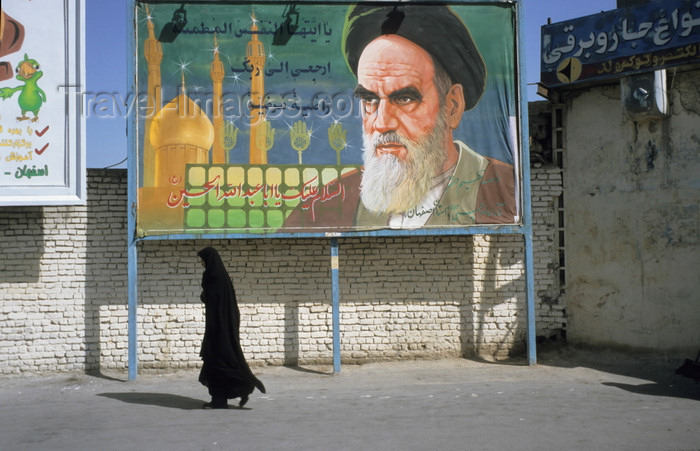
xmin=1 ymin=345 xmax=698 ymax=451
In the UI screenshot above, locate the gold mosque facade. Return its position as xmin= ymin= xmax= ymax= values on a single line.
xmin=138 ymin=9 xmax=269 ymax=232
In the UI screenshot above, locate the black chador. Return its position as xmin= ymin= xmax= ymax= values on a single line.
xmin=197 ymin=247 xmax=266 ymax=409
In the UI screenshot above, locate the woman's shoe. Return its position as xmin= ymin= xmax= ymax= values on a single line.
xmin=239 ymin=395 xmax=249 ymax=407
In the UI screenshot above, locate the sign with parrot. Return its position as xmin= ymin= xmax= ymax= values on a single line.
xmin=0 ymin=0 xmax=85 ymax=206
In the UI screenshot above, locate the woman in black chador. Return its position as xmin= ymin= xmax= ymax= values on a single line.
xmin=197 ymin=247 xmax=266 ymax=409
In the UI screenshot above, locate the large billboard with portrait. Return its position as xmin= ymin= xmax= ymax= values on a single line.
xmin=134 ymin=1 xmax=522 ymax=237
xmin=0 ymin=0 xmax=85 ymax=206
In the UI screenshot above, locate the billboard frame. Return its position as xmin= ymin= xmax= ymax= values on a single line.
xmin=126 ymin=0 xmax=536 ymax=380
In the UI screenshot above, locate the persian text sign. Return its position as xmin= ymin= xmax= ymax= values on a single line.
xmin=541 ymin=0 xmax=700 ymax=87
xmin=135 ymin=1 xmax=521 ymax=236
xmin=0 ymin=0 xmax=85 ymax=206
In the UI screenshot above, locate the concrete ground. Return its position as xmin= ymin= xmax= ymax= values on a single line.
xmin=1 ymin=346 xmax=699 ymax=451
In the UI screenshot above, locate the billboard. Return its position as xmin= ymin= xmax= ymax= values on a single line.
xmin=0 ymin=0 xmax=85 ymax=206
xmin=134 ymin=1 xmax=522 ymax=237
xmin=541 ymin=0 xmax=700 ymax=88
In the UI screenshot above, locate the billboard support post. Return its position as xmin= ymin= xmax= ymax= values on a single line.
xmin=127 ymin=0 xmax=139 ymax=381
xmin=517 ymin=0 xmax=537 ymax=366
xmin=330 ymin=238 xmax=341 ymax=373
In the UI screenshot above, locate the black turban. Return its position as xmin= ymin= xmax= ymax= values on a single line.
xmin=342 ymin=3 xmax=486 ymax=111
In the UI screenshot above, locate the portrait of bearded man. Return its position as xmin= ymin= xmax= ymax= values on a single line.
xmin=283 ymin=3 xmax=518 ymax=231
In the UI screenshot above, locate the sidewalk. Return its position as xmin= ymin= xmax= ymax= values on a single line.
xmin=0 ymin=347 xmax=698 ymax=451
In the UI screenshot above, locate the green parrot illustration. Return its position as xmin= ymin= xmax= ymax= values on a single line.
xmin=0 ymin=54 xmax=45 ymax=122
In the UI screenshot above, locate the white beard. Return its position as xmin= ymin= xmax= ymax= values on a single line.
xmin=360 ymin=113 xmax=449 ymax=216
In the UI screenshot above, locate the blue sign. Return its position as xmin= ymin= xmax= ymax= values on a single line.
xmin=541 ymin=0 xmax=700 ymax=87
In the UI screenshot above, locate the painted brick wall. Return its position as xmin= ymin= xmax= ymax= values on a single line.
xmin=531 ymin=167 xmax=565 ymax=338
xmin=0 ymin=167 xmax=563 ymax=375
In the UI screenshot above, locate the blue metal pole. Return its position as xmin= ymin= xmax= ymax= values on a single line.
xmin=126 ymin=0 xmax=138 ymax=380
xmin=516 ymin=0 xmax=537 ymax=365
xmin=330 ymin=238 xmax=341 ymax=373
xmin=524 ymin=232 xmax=537 ymax=365
xmin=127 ymin=241 xmax=138 ymax=380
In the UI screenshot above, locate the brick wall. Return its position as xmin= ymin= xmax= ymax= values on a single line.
xmin=0 ymin=167 xmax=563 ymax=375
xmin=531 ymin=167 xmax=566 ymax=338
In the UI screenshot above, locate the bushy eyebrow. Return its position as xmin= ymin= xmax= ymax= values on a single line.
xmin=353 ymin=84 xmax=377 ymax=100
xmin=388 ymin=87 xmax=422 ymax=103
xmin=353 ymin=85 xmax=423 ymax=102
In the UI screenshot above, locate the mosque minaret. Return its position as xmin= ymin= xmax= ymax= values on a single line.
xmin=210 ymin=34 xmax=226 ymax=164
xmin=246 ymin=14 xmax=267 ymax=164
xmin=142 ymin=6 xmax=162 ymax=187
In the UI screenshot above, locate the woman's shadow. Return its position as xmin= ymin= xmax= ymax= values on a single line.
xmin=97 ymin=392 xmax=250 ymax=410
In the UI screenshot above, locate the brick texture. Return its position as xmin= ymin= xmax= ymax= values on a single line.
xmin=0 ymin=168 xmax=564 ymax=374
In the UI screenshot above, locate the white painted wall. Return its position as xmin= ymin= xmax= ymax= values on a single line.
xmin=0 ymin=167 xmax=564 ymax=375
xmin=563 ymin=69 xmax=700 ymax=353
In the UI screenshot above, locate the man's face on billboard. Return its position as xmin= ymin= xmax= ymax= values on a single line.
xmin=355 ymin=35 xmax=442 ymax=159
xmin=354 ymin=35 xmax=453 ymax=216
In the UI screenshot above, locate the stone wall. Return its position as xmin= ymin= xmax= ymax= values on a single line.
xmin=0 ymin=167 xmax=563 ymax=375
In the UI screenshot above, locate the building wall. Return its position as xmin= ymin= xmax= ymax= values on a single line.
xmin=562 ymin=69 xmax=700 ymax=353
xmin=0 ymin=167 xmax=563 ymax=375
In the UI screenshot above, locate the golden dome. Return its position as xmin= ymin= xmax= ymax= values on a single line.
xmin=149 ymin=92 xmax=214 ymax=151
